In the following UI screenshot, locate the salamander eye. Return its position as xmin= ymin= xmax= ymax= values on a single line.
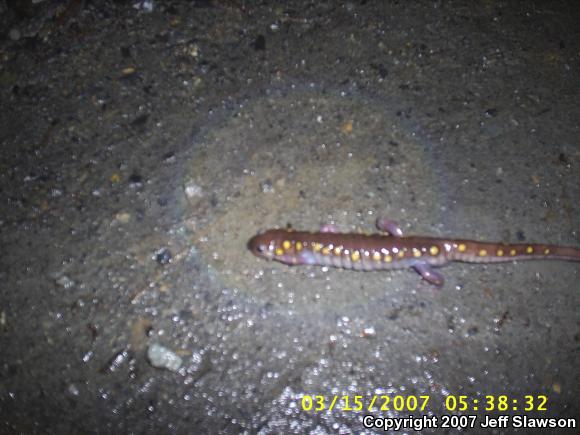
xmin=256 ymin=244 xmax=265 ymax=253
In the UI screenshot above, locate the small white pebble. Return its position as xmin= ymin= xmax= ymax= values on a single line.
xmin=56 ymin=275 xmax=75 ymax=289
xmin=147 ymin=343 xmax=182 ymax=372
xmin=114 ymin=212 xmax=131 ymax=224
xmin=184 ymin=181 xmax=203 ymax=198
xmin=362 ymin=326 xmax=376 ymax=337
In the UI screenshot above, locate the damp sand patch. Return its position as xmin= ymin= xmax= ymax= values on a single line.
xmin=180 ymin=92 xmax=442 ymax=308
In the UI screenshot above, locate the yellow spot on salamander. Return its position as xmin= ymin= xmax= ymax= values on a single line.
xmin=384 ymin=254 xmax=393 ymax=263
xmin=295 ymin=241 xmax=303 ymax=251
xmin=412 ymin=249 xmax=422 ymax=258
xmin=333 ymin=246 xmax=343 ymax=256
xmin=322 ymin=246 xmax=330 ymax=256
xmin=397 ymin=250 xmax=405 ymax=258
xmin=526 ymin=246 xmax=534 ymax=254
xmin=275 ymin=247 xmax=284 ymax=256
xmin=544 ymin=248 xmax=550 ymax=255
xmin=458 ymin=243 xmax=467 ymax=252
xmin=351 ymin=250 xmax=361 ymax=262
xmin=478 ymin=249 xmax=487 ymax=257
xmin=313 ymin=243 xmax=322 ymax=252
xmin=510 ymin=249 xmax=517 ymax=256
xmin=497 ymin=249 xmax=504 ymax=257
xmin=372 ymin=251 xmax=381 ymax=261
xmin=282 ymin=240 xmax=291 ymax=250
xmin=429 ymin=245 xmax=439 ymax=256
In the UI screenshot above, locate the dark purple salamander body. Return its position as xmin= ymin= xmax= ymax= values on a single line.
xmin=247 ymin=218 xmax=580 ymax=287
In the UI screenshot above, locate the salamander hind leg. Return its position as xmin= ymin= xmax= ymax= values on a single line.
xmin=375 ymin=217 xmax=404 ymax=237
xmin=413 ymin=263 xmax=445 ymax=288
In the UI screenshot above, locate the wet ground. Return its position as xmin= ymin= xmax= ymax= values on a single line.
xmin=1 ymin=0 xmax=579 ymax=433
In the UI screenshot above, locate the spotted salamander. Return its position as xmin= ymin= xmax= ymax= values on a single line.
xmin=248 ymin=217 xmax=580 ymax=287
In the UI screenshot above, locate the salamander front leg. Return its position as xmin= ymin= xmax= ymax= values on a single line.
xmin=413 ymin=263 xmax=445 ymax=287
xmin=375 ymin=217 xmax=404 ymax=237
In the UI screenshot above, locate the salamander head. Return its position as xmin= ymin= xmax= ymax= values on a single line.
xmin=248 ymin=229 xmax=307 ymax=265
xmin=247 ymin=229 xmax=283 ymax=260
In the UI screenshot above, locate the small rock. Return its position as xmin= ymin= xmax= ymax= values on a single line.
xmin=122 ymin=67 xmax=136 ymax=76
xmin=184 ymin=181 xmax=203 ymax=199
xmin=147 ymin=343 xmax=182 ymax=372
xmin=155 ymin=248 xmax=172 ymax=265
xmin=187 ymin=44 xmax=199 ymax=58
xmin=162 ymin=152 xmax=176 ymax=163
xmin=115 ymin=212 xmax=131 ymax=224
xmin=341 ymin=120 xmax=353 ymax=134
xmin=361 ymin=326 xmax=376 ymax=338
xmin=260 ymin=178 xmax=274 ymax=193
xmin=56 ymin=275 xmax=75 ymax=289
xmin=100 ymin=349 xmax=131 ymax=373
xmin=128 ymin=173 xmax=143 ymax=188
xmin=67 ymin=383 xmax=80 ymax=397
xmin=134 ymin=0 xmax=154 ymax=12
xmin=484 ymin=108 xmax=498 ymax=118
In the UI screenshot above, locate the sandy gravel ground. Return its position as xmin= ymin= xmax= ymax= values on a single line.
xmin=0 ymin=1 xmax=578 ymax=433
